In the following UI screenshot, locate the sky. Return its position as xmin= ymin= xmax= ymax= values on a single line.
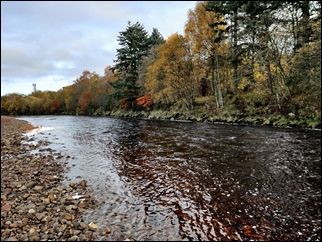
xmin=1 ymin=1 xmax=196 ymax=96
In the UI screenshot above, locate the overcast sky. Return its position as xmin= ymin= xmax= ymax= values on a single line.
xmin=1 ymin=1 xmax=196 ymax=96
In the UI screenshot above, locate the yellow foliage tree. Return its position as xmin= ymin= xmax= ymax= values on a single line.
xmin=145 ymin=33 xmax=195 ymax=110
xmin=184 ymin=1 xmax=229 ymax=108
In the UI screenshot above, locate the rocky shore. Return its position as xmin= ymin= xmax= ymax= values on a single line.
xmin=1 ymin=116 xmax=109 ymax=241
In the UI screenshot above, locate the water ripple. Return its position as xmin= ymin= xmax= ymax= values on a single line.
xmin=19 ymin=116 xmax=321 ymax=241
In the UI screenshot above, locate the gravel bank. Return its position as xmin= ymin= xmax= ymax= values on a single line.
xmin=1 ymin=116 xmax=109 ymax=241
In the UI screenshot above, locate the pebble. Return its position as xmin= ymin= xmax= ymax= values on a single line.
xmin=1 ymin=117 xmax=98 ymax=241
xmin=2 ymin=203 xmax=11 ymax=211
xmin=34 ymin=185 xmax=43 ymax=191
xmin=28 ymin=209 xmax=36 ymax=214
xmin=68 ymin=235 xmax=79 ymax=241
xmin=88 ymin=222 xmax=98 ymax=231
xmin=29 ymin=227 xmax=38 ymax=236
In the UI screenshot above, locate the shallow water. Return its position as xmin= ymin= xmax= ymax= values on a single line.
xmin=19 ymin=115 xmax=321 ymax=241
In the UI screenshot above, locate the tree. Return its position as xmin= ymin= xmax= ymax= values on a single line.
xmin=138 ymin=29 xmax=165 ymax=94
xmin=145 ymin=33 xmax=195 ymax=110
xmin=185 ymin=2 xmax=228 ymax=108
xmin=112 ymin=21 xmax=151 ymax=109
xmin=149 ymin=28 xmax=165 ymax=46
xmin=1 ymin=93 xmax=26 ymax=115
xmin=206 ymin=1 xmax=244 ymax=93
xmin=286 ymin=15 xmax=321 ymax=116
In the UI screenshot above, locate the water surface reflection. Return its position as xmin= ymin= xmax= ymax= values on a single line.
xmin=20 ymin=116 xmax=321 ymax=241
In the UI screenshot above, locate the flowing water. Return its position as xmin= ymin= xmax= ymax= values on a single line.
xmin=18 ymin=116 xmax=321 ymax=241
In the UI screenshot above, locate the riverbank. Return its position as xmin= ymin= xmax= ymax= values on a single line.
xmin=87 ymin=109 xmax=321 ymax=129
xmin=0 ymin=116 xmax=107 ymax=241
xmin=3 ymin=108 xmax=321 ymax=130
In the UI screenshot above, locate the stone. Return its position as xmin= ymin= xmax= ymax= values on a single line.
xmin=26 ymin=203 xmax=36 ymax=209
xmin=79 ymin=180 xmax=87 ymax=188
xmin=34 ymin=185 xmax=43 ymax=191
xmin=18 ymin=185 xmax=27 ymax=191
xmin=6 ymin=237 xmax=18 ymax=241
xmin=69 ymin=182 xmax=77 ymax=188
xmin=29 ymin=235 xmax=40 ymax=241
xmin=88 ymin=222 xmax=98 ymax=231
xmin=64 ymin=213 xmax=75 ymax=221
xmin=68 ymin=235 xmax=79 ymax=241
xmin=66 ymin=205 xmax=77 ymax=212
xmin=242 ymin=225 xmax=253 ymax=236
xmin=2 ymin=202 xmax=11 ymax=212
xmin=37 ymin=205 xmax=46 ymax=213
xmin=41 ymin=215 xmax=52 ymax=222
xmin=28 ymin=209 xmax=36 ymax=214
xmin=78 ymin=200 xmax=87 ymax=208
xmin=43 ymin=198 xmax=51 ymax=205
xmin=9 ymin=223 xmax=18 ymax=228
xmin=29 ymin=227 xmax=38 ymax=236
xmin=35 ymin=213 xmax=45 ymax=221
xmin=73 ymin=230 xmax=81 ymax=235
xmin=102 ymin=227 xmax=111 ymax=235
xmin=1 ymin=117 xmax=97 ymax=241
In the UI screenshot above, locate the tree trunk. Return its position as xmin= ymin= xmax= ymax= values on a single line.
xmin=211 ymin=56 xmax=219 ymax=108
xmin=232 ymin=8 xmax=238 ymax=94
xmin=300 ymin=1 xmax=311 ymax=46
xmin=266 ymin=57 xmax=274 ymax=95
xmin=216 ymin=55 xmax=224 ymax=108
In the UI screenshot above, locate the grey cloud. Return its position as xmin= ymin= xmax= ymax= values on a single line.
xmin=1 ymin=1 xmax=196 ymax=95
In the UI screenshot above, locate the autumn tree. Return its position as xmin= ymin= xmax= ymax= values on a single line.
xmin=185 ymin=2 xmax=229 ymax=108
xmin=206 ymin=1 xmax=244 ymax=93
xmin=138 ymin=28 xmax=165 ymax=94
xmin=145 ymin=33 xmax=195 ymax=110
xmin=1 ymin=93 xmax=26 ymax=115
xmin=286 ymin=8 xmax=321 ymax=116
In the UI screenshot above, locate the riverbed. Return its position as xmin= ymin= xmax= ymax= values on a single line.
xmin=18 ymin=115 xmax=321 ymax=241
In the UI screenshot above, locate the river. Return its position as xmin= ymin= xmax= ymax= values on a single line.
xmin=18 ymin=115 xmax=321 ymax=241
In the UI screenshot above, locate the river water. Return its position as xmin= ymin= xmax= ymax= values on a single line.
xmin=18 ymin=116 xmax=321 ymax=241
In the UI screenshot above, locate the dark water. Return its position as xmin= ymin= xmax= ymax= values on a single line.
xmin=19 ymin=116 xmax=321 ymax=241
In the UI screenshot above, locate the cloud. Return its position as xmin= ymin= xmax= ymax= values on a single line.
xmin=1 ymin=1 xmax=196 ymax=95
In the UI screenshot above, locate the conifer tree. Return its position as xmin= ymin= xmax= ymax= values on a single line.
xmin=112 ymin=21 xmax=151 ymax=108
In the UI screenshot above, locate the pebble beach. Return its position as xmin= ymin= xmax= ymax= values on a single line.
xmin=0 ymin=116 xmax=109 ymax=241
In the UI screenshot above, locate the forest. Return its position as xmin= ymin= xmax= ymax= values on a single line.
xmin=1 ymin=1 xmax=321 ymax=128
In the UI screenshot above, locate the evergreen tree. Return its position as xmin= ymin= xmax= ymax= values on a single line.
xmin=112 ymin=21 xmax=151 ymax=109
xmin=149 ymin=28 xmax=165 ymax=46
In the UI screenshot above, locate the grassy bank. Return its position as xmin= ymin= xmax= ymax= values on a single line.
xmin=87 ymin=109 xmax=321 ymax=129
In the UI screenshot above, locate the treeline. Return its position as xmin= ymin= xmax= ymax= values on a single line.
xmin=1 ymin=1 xmax=321 ymax=128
